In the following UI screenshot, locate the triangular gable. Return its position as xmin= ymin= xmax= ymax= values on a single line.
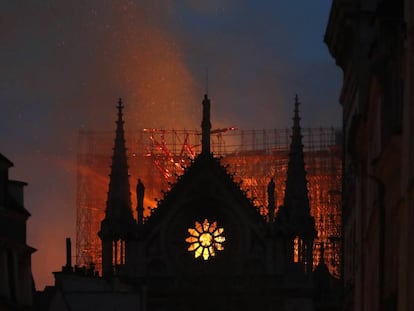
xmin=139 ymin=153 xmax=267 ymax=276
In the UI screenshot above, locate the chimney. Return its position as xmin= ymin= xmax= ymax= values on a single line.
xmin=62 ymin=237 xmax=73 ymax=273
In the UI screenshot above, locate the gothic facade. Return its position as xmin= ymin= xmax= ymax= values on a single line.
xmin=95 ymin=95 xmax=340 ymax=310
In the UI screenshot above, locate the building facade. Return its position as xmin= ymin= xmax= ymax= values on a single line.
xmin=325 ymin=0 xmax=412 ymax=310
xmin=95 ymin=96 xmax=340 ymax=310
xmin=38 ymin=95 xmax=341 ymax=311
xmin=0 ymin=154 xmax=36 ymax=310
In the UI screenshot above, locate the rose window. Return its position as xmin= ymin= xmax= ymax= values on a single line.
xmin=185 ymin=219 xmax=226 ymax=260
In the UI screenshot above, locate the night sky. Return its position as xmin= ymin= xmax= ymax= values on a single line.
xmin=1 ymin=1 xmax=341 ymax=289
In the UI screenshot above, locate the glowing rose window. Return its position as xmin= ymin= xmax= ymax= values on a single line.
xmin=185 ymin=219 xmax=226 ymax=260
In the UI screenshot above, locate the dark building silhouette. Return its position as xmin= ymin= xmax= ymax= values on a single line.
xmin=97 ymin=95 xmax=338 ymax=310
xmin=75 ymin=121 xmax=343 ymax=278
xmin=34 ymin=244 xmax=141 ymax=311
xmin=0 ymin=154 xmax=36 ymax=310
xmin=39 ymin=95 xmax=341 ymax=310
xmin=325 ymin=0 xmax=412 ymax=310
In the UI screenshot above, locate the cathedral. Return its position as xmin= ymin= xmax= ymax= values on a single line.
xmin=90 ymin=94 xmax=340 ymax=310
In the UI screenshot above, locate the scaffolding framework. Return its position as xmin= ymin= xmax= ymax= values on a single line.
xmin=76 ymin=127 xmax=342 ymax=277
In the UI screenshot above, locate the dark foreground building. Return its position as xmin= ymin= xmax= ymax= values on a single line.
xmin=325 ymin=0 xmax=413 ymax=310
xmin=39 ymin=95 xmax=341 ymax=311
xmin=0 ymin=154 xmax=36 ymax=310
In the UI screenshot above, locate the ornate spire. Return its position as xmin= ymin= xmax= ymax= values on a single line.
xmin=201 ymin=94 xmax=211 ymax=155
xmin=105 ymin=98 xmax=133 ymax=226
xmin=283 ymin=95 xmax=310 ymax=217
xmin=283 ymin=95 xmax=316 ymax=274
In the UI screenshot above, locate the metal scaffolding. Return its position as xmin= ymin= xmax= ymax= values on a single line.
xmin=76 ymin=127 xmax=342 ymax=277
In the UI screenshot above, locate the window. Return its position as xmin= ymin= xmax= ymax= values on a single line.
xmin=186 ymin=219 xmax=225 ymax=260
